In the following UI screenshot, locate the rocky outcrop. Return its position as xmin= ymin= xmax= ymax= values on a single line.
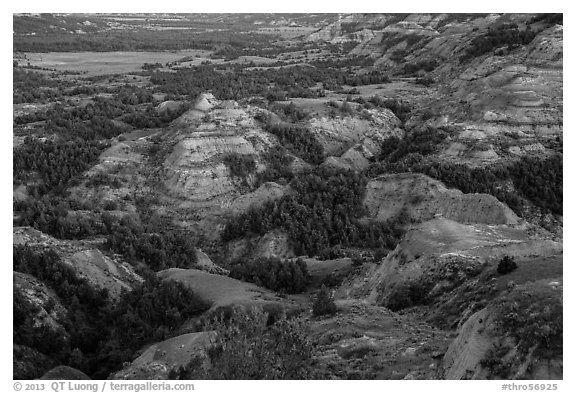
xmin=443 ymin=307 xmax=495 ymax=379
xmin=155 ymin=100 xmax=185 ymax=115
xmin=362 ymin=217 xmax=561 ymax=303
xmin=162 ymin=102 xmax=279 ymax=210
xmin=14 ymin=227 xmax=143 ymax=300
xmin=364 ymin=173 xmax=519 ymax=225
xmin=113 ymin=332 xmax=214 ymax=380
xmin=194 ymin=92 xmax=219 ymax=112
xmin=195 ymin=249 xmax=229 ymax=275
xmin=14 ymin=272 xmax=67 ymax=332
xmin=306 ymin=17 xmax=342 ymax=42
xmin=227 ymin=229 xmax=295 ymax=262
xmin=309 ymin=108 xmax=402 ymax=158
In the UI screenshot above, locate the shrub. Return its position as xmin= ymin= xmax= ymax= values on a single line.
xmin=493 ymin=282 xmax=562 ymax=358
xmin=497 ymin=255 xmax=518 ymax=275
xmin=174 ymin=307 xmax=312 ymax=379
xmin=479 ymin=343 xmax=514 ymax=378
xmin=384 ymin=280 xmax=429 ymax=311
xmin=312 ymin=285 xmax=337 ymax=317
xmin=480 ymin=282 xmax=563 ymax=378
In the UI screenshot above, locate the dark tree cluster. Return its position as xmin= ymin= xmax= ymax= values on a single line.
xmin=14 ymin=196 xmax=105 ymax=240
xmin=13 ymin=68 xmax=71 ymax=104
xmin=460 ymin=23 xmax=537 ymax=63
xmin=229 ymin=257 xmax=310 ymax=294
xmin=255 ymin=146 xmax=295 ymax=185
xmin=104 ymin=274 xmax=210 ymax=368
xmin=121 ymin=104 xmax=188 ymax=129
xmin=402 ymin=59 xmax=438 ymax=76
xmin=311 ymin=55 xmax=377 ymax=69
xmin=150 ymin=62 xmax=392 ymax=103
xmin=529 ymin=14 xmax=563 ymax=25
xmin=104 ymin=215 xmax=198 ymax=271
xmin=13 ymin=245 xmax=209 ymax=379
xmin=142 ymin=62 xmax=163 ymax=70
xmin=377 ymin=126 xmax=451 ymax=163
xmin=270 ymin=102 xmax=309 ymax=123
xmin=222 ymin=153 xmax=257 ymax=180
xmin=383 ymin=280 xmax=431 ymax=312
xmin=151 ymin=65 xmax=323 ymax=101
xmin=223 ymin=167 xmax=405 ymax=257
xmin=262 ymin=122 xmax=325 ymax=165
xmin=211 ymin=40 xmax=315 ymax=61
xmin=508 ymin=154 xmax=562 ymax=215
xmin=16 ymin=85 xmax=185 ymax=133
xmin=13 ymin=137 xmax=104 ymax=195
xmin=15 ymin=196 xmax=202 ymax=271
xmin=497 ymin=255 xmax=518 ymax=275
xmin=14 ymin=26 xmax=275 ymax=52
xmin=37 ymin=100 xmax=127 ymax=139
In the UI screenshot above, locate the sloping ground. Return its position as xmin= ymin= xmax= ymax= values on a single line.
xmin=14 ymin=271 xmax=67 ymax=332
xmin=228 ymin=182 xmax=290 ymax=213
xmin=451 ymin=25 xmax=563 ymax=127
xmin=322 ymin=14 xmax=563 ymax=169
xmin=171 ymin=92 xmax=221 ymax=125
xmin=360 ymin=217 xmax=561 ymax=302
xmin=442 ymin=307 xmax=494 ymax=379
xmin=66 ymin=249 xmax=141 ymax=299
xmin=304 ymin=257 xmax=354 ymax=287
xmin=434 ymin=24 xmax=562 ymax=166
xmin=67 ymin=128 xmax=156 ymax=212
xmin=113 ymin=332 xmax=214 ymax=380
xmin=155 ymin=100 xmax=185 ymax=115
xmin=13 ymin=272 xmax=70 ymax=380
xmin=68 ymin=94 xmax=294 ymax=242
xmin=346 ymin=215 xmax=562 ymax=379
xmin=443 ymin=279 xmax=563 ymax=380
xmin=308 ymin=108 xmax=402 ymax=157
xmin=364 ymin=173 xmax=519 ymax=225
xmin=162 ymin=104 xmax=277 ymax=209
xmin=194 ymin=249 xmax=228 ymax=275
xmin=309 ymin=300 xmax=451 ymax=379
xmin=14 ymin=345 xmax=55 ymax=380
xmin=158 ymin=268 xmax=291 ymax=310
xmin=13 ymin=227 xmax=142 ymax=300
xmin=40 ymin=366 xmax=91 ymax=380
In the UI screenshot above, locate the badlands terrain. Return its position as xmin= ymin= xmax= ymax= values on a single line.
xmin=13 ymin=13 xmax=562 ymax=380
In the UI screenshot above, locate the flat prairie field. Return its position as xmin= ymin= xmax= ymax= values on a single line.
xmin=23 ymin=50 xmax=210 ymax=76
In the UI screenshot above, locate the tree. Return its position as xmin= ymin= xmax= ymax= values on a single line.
xmin=497 ymin=255 xmax=518 ymax=275
xmin=312 ymin=285 xmax=337 ymax=317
